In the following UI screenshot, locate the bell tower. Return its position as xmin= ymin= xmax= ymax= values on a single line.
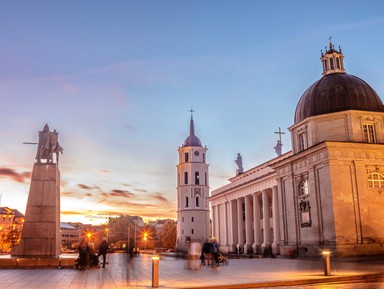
xmin=176 ymin=110 xmax=210 ymax=251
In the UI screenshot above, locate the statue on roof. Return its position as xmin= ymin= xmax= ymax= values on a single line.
xmin=235 ymin=153 xmax=243 ymax=175
xmin=274 ymin=140 xmax=283 ymax=156
xmin=36 ymin=124 xmax=64 ymax=165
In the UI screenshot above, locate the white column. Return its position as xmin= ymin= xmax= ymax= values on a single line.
xmin=272 ymin=185 xmax=280 ymax=255
xmin=230 ymin=200 xmax=238 ymax=253
xmin=237 ymin=197 xmax=245 ymax=253
xmin=212 ymin=205 xmax=217 ymax=240
xmin=262 ymin=189 xmax=271 ymax=254
xmin=252 ymin=192 xmax=261 ymax=254
xmin=244 ymin=195 xmax=253 ymax=254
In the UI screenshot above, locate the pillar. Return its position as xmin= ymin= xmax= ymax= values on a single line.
xmin=262 ymin=189 xmax=271 ymax=255
xmin=244 ymin=195 xmax=253 ymax=254
xmin=272 ymin=185 xmax=281 ymax=255
xmin=252 ymin=192 xmax=262 ymax=254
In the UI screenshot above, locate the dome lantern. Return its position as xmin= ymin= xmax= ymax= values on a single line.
xmin=320 ymin=37 xmax=346 ymax=75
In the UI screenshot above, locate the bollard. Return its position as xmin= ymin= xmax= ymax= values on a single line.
xmin=322 ymin=250 xmax=331 ymax=276
xmin=152 ymin=256 xmax=160 ymax=288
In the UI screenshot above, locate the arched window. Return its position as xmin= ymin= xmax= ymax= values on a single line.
xmin=330 ymin=58 xmax=334 ymax=69
xmin=185 ymin=152 xmax=189 ymax=162
xmin=185 ymin=196 xmax=189 ymax=208
xmin=368 ymin=172 xmax=384 ymax=189
xmin=195 ymin=171 xmax=200 ymax=185
xmin=184 ymin=172 xmax=188 ymax=185
xmin=196 ymin=196 xmax=199 ymax=207
xmin=336 ymin=58 xmax=340 ymax=69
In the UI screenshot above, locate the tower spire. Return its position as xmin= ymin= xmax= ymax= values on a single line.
xmin=188 ymin=107 xmax=195 ymax=136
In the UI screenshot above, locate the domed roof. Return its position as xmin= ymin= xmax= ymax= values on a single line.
xmin=183 ymin=116 xmax=202 ymax=147
xmin=294 ymin=41 xmax=384 ymax=124
xmin=294 ymin=73 xmax=384 ymax=123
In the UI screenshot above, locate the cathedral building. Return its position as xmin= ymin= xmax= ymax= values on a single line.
xmin=210 ymin=40 xmax=384 ymax=258
xmin=176 ymin=114 xmax=211 ymax=251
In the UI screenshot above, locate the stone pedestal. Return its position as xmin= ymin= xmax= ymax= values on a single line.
xmin=12 ymin=164 xmax=61 ymax=257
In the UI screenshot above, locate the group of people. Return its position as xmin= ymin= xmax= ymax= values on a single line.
xmin=201 ymin=238 xmax=220 ymax=267
xmin=77 ymin=237 xmax=109 ymax=270
xmin=187 ymin=238 xmax=225 ymax=270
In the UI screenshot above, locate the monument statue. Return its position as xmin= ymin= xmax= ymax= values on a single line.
xmin=274 ymin=140 xmax=283 ymax=156
xmin=12 ymin=123 xmax=62 ymax=258
xmin=235 ymin=153 xmax=244 ymax=175
xmin=36 ymin=124 xmax=63 ymax=165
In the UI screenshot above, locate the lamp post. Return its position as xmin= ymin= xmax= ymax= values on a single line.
xmin=322 ymin=250 xmax=331 ymax=276
xmin=144 ymin=232 xmax=148 ymax=253
xmin=87 ymin=233 xmax=92 ymax=243
xmin=105 ymin=228 xmax=109 ymax=242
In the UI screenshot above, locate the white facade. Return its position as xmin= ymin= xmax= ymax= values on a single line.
xmin=176 ymin=116 xmax=210 ymax=251
xmin=210 ymin=41 xmax=384 ymax=258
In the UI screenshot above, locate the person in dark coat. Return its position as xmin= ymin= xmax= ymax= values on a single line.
xmin=78 ymin=238 xmax=89 ymax=270
xmin=98 ymin=237 xmax=109 ymax=268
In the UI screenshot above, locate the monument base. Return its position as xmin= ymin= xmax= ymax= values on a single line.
xmin=0 ymin=256 xmax=76 ymax=269
xmin=11 ymin=163 xmax=61 ymax=257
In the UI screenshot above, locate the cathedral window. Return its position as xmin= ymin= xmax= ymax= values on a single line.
xmin=185 ymin=152 xmax=189 ymax=162
xmin=336 ymin=58 xmax=340 ymax=69
xmin=196 ymin=196 xmax=199 ymax=207
xmin=297 ymin=180 xmax=311 ymax=227
xmin=185 ymin=196 xmax=189 ymax=208
xmin=363 ymin=123 xmax=376 ymax=143
xmin=195 ymin=171 xmax=200 ymax=185
xmin=298 ymin=132 xmax=307 ymax=152
xmin=192 ymin=217 xmax=194 ymax=222
xmin=330 ymin=58 xmax=334 ymax=70
xmin=203 ymin=153 xmax=205 ymax=163
xmin=184 ymin=172 xmax=188 ymax=184
xmin=368 ymin=172 xmax=384 ymax=189
xmin=191 ymin=229 xmax=194 ymax=234
xmin=205 ymin=173 xmax=207 ymax=185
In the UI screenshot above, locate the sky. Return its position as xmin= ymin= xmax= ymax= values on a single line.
xmin=1 ymin=0 xmax=384 ymax=225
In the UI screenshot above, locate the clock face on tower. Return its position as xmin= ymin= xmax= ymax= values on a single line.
xmin=194 ymin=151 xmax=199 ymax=156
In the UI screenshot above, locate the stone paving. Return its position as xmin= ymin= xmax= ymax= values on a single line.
xmin=1 ymin=253 xmax=384 ymax=289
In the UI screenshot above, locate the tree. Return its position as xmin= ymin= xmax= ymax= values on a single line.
xmin=157 ymin=220 xmax=176 ymax=249
xmin=4 ymin=228 xmax=21 ymax=250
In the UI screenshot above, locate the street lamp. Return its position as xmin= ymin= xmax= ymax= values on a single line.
xmin=105 ymin=228 xmax=109 ymax=242
xmin=144 ymin=232 xmax=148 ymax=253
xmin=87 ymin=233 xmax=92 ymax=243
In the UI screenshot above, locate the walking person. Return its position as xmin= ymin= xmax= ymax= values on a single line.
xmin=98 ymin=237 xmax=109 ymax=268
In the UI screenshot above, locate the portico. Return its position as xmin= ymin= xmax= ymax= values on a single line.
xmin=210 ymin=154 xmax=290 ymax=255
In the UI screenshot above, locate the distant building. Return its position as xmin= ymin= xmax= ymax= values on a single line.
xmin=176 ymin=114 xmax=211 ymax=251
xmin=60 ymin=222 xmax=81 ymax=248
xmin=210 ymin=40 xmax=384 ymax=258
xmin=0 ymin=207 xmax=24 ymax=252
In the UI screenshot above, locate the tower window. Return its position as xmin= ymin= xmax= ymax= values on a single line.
xmin=195 ymin=171 xmax=200 ymax=185
xmin=191 ymin=217 xmax=194 ymax=222
xmin=185 ymin=196 xmax=189 ymax=208
xmin=185 ymin=152 xmax=189 ymax=162
xmin=298 ymin=132 xmax=307 ymax=151
xmin=196 ymin=196 xmax=199 ymax=207
xmin=184 ymin=172 xmax=188 ymax=185
xmin=203 ymin=153 xmax=205 ymax=163
xmin=363 ymin=123 xmax=376 ymax=143
xmin=205 ymin=173 xmax=207 ymax=186
xmin=368 ymin=172 xmax=384 ymax=189
xmin=330 ymin=58 xmax=334 ymax=70
xmin=191 ymin=229 xmax=194 ymax=234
